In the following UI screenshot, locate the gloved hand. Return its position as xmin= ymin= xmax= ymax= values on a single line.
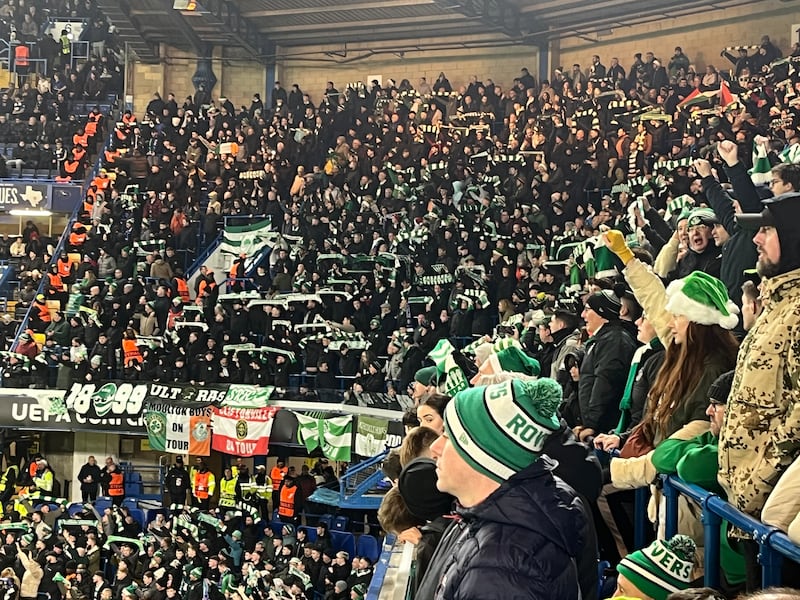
xmin=604 ymin=230 xmax=634 ymax=265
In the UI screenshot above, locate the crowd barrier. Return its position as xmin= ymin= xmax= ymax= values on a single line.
xmin=661 ymin=474 xmax=800 ymax=589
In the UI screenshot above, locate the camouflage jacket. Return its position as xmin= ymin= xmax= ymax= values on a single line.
xmin=718 ymin=267 xmax=800 ymax=518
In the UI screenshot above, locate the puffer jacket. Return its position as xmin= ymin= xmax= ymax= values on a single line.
xmin=577 ymin=320 xmax=637 ymax=434
xmin=719 ymin=267 xmax=800 ymax=520
xmin=416 ymin=457 xmax=585 ymax=600
xmin=17 ymin=549 xmax=43 ymax=599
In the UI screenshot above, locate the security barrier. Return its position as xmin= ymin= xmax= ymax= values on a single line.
xmin=662 ymin=474 xmax=800 ymax=589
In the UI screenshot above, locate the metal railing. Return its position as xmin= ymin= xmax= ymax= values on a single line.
xmin=662 ymin=474 xmax=800 ymax=589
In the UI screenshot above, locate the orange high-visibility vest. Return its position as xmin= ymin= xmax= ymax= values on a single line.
xmin=14 ymin=45 xmax=28 ymax=67
xmin=57 ymin=259 xmax=72 ymax=278
xmin=108 ymin=472 xmax=124 ymax=496
xmin=35 ymin=301 xmax=51 ymax=323
xmin=122 ymin=339 xmax=143 ymax=367
xmin=73 ymin=132 xmax=89 ymax=148
xmin=194 ymin=471 xmax=211 ymax=499
xmin=175 ymin=278 xmax=189 ymax=302
xmin=278 ymin=484 xmax=296 ymax=518
xmin=47 ymin=272 xmax=64 ymax=292
xmin=270 ymin=465 xmax=287 ymax=489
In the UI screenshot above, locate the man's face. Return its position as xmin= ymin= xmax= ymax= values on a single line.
xmin=581 ymin=305 xmax=607 ymax=336
xmin=754 ymin=226 xmax=781 ymax=278
xmin=770 ymin=174 xmax=794 ymax=196
xmin=706 ymin=401 xmax=725 ymax=436
xmin=430 ymin=433 xmax=479 ymax=506
xmin=711 ymin=223 xmax=730 ymax=247
xmin=688 ymin=224 xmax=712 ymax=252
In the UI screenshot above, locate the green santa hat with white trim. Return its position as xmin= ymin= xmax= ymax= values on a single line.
xmin=664 ymin=271 xmax=739 ymax=330
xmin=617 ymin=535 xmax=697 ymax=600
xmin=443 ymin=378 xmax=562 ymax=483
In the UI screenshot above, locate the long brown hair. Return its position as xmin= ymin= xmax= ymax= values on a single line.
xmin=639 ymin=322 xmax=739 ymax=444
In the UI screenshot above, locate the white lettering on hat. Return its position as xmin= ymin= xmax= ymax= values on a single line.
xmin=486 ymin=381 xmax=550 ymax=452
xmin=642 ymin=543 xmax=693 ymax=582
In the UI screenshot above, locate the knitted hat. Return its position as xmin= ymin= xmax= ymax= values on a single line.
xmin=708 ymin=370 xmax=734 ymax=404
xmin=585 ymin=289 xmax=622 ymax=321
xmin=686 ymin=207 xmax=718 ymax=228
xmin=414 ymin=365 xmax=439 ymax=386
xmin=617 ymin=535 xmax=697 ymax=600
xmin=190 ymin=567 xmax=203 ymax=579
xmin=664 ymin=271 xmax=739 ymax=330
xmin=398 ymin=458 xmax=454 ymax=522
xmin=123 ymin=585 xmax=138 ymax=597
xmin=495 ymin=346 xmax=541 ymax=376
xmin=21 ymin=533 xmax=34 ymax=546
xmin=351 ymin=584 xmax=366 ymax=599
xmin=444 ymin=378 xmax=562 ymax=483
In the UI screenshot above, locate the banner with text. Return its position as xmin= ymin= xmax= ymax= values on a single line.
xmin=211 ymin=406 xmax=279 ymax=456
xmin=143 ymin=405 xmax=212 ymax=455
xmin=0 ymin=182 xmax=51 ymax=209
xmin=355 ymin=415 xmax=389 ymax=457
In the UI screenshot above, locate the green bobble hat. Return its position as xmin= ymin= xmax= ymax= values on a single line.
xmin=495 ymin=345 xmax=541 ymax=376
xmin=414 ymin=365 xmax=439 ymax=386
xmin=190 ymin=567 xmax=203 ymax=579
xmin=617 ymin=535 xmax=696 ymax=600
xmin=351 ymin=584 xmax=367 ymax=600
xmin=664 ymin=271 xmax=739 ymax=329
xmin=444 ymin=378 xmax=562 ymax=483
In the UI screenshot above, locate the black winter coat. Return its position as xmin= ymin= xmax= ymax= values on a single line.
xmin=578 ymin=320 xmax=637 ymax=434
xmin=416 ymin=457 xmax=585 ymax=600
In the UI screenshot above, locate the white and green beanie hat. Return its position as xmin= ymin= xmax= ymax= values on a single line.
xmin=443 ymin=377 xmax=562 ymax=483
xmin=617 ymin=535 xmax=696 ymax=600
xmin=664 ymin=271 xmax=739 ymax=330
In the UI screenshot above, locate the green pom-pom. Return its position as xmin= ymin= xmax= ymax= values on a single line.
xmin=521 ymin=377 xmax=562 ymax=419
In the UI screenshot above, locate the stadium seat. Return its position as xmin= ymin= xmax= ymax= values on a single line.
xmin=298 ymin=525 xmax=317 ymax=542
xmin=332 ymin=515 xmax=349 ymax=531
xmin=122 ymin=497 xmax=138 ymax=510
xmin=356 ymin=534 xmax=380 ymax=563
xmin=127 ymin=507 xmax=145 ymax=529
xmin=93 ymin=496 xmax=112 ymax=513
xmin=330 ymin=531 xmax=356 ymax=558
xmin=318 ymin=514 xmax=333 ymax=530
xmin=67 ymin=502 xmax=84 ymax=517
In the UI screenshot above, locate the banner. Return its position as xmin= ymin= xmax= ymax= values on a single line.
xmin=355 ymin=415 xmax=389 ymax=457
xmin=0 ymin=182 xmax=51 ymax=209
xmin=143 ymin=404 xmax=212 ymax=455
xmin=211 ymin=406 xmax=279 ymax=456
xmin=296 ymin=414 xmax=353 ymax=462
xmin=221 ymin=384 xmax=275 ymax=408
xmin=0 ymin=393 xmax=144 ymax=433
xmin=218 ymin=219 xmax=277 ymax=255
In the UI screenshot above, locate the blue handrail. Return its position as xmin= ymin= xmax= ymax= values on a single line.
xmin=367 ymin=534 xmax=397 ymax=600
xmin=661 ymin=474 xmax=800 ymax=589
xmin=10 ymin=124 xmax=115 ymax=353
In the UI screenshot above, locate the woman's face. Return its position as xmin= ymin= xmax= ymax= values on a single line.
xmin=417 ymin=404 xmax=444 ymax=435
xmin=668 ymin=313 xmax=690 ymax=345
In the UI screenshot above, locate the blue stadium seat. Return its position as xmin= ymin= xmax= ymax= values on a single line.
xmin=67 ymin=502 xmax=84 ymax=517
xmin=330 ymin=531 xmax=356 ymax=558
xmin=298 ymin=525 xmax=317 ymax=542
xmin=122 ymin=497 xmax=138 ymax=510
xmin=93 ymin=496 xmax=112 ymax=513
xmin=318 ymin=514 xmax=333 ymax=530
xmin=127 ymin=507 xmax=145 ymax=529
xmin=356 ymin=534 xmax=380 ymax=563
xmin=332 ymin=515 xmax=349 ymax=532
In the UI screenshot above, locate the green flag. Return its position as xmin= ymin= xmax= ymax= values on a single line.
xmin=296 ymin=413 xmax=353 ymax=462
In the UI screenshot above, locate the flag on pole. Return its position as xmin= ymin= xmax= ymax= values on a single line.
xmin=296 ymin=413 xmax=353 ymax=462
xmin=718 ymin=80 xmax=735 ymax=108
xmin=749 ymin=140 xmax=773 ymax=185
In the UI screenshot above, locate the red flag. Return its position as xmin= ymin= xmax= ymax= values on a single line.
xmin=677 ymin=88 xmax=701 ymax=108
xmin=719 ymin=80 xmax=734 ymax=107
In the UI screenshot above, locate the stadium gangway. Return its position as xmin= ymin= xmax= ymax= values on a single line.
xmin=661 ymin=474 xmax=800 ymax=589
xmin=9 ymin=124 xmax=115 ymax=354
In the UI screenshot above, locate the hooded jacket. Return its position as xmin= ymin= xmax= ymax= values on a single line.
xmin=416 ymin=457 xmax=585 ymax=600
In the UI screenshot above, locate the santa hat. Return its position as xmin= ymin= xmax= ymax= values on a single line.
xmin=664 ymin=271 xmax=739 ymax=330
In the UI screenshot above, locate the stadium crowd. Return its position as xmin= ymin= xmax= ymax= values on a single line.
xmin=1 ymin=10 xmax=800 ymax=600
